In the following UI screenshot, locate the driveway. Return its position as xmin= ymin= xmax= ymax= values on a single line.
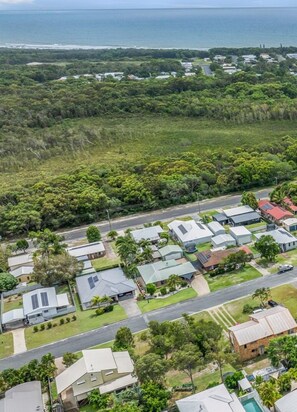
xmin=12 ymin=328 xmax=27 ymax=354
xmin=191 ymin=274 xmax=210 ymax=296
xmin=119 ymin=298 xmax=142 ymax=318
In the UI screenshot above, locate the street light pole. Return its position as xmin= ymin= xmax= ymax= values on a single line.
xmin=197 ymin=193 xmax=201 ymax=214
xmin=106 ymin=209 xmax=112 ymax=232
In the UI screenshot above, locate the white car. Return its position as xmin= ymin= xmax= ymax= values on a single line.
xmin=278 ymin=264 xmax=294 ymax=273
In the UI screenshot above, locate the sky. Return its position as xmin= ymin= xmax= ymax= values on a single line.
xmin=0 ymin=0 xmax=296 ymax=9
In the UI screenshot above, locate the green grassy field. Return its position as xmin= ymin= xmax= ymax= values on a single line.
xmin=138 ymin=288 xmax=197 ymax=313
xmin=0 ymin=332 xmax=14 ymax=359
xmin=224 ymin=284 xmax=297 ymax=324
xmin=25 ymin=297 xmax=127 ymax=350
xmin=2 ymin=116 xmax=297 ymax=194
xmin=205 ymin=265 xmax=262 ymax=292
xmin=3 ymin=295 xmax=23 ymax=313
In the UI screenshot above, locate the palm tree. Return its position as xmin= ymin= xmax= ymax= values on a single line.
xmin=257 ymin=381 xmax=281 ymax=410
xmin=123 ymin=264 xmax=139 ymax=280
xmin=91 ymin=296 xmax=102 ymax=307
xmin=252 ymin=287 xmax=271 ymax=308
xmin=116 ymin=235 xmax=137 ymax=265
xmin=138 ymin=247 xmax=153 ymax=264
xmin=138 ymin=239 xmax=151 ymax=249
xmin=210 ymin=339 xmax=238 ymax=383
xmin=160 ymin=232 xmax=169 ymax=245
xmin=167 ymin=274 xmax=181 ymax=290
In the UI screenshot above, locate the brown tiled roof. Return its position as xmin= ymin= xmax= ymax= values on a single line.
xmin=197 ymin=248 xmax=239 ymax=269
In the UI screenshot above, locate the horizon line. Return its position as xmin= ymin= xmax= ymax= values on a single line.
xmin=1 ymin=6 xmax=297 ymax=11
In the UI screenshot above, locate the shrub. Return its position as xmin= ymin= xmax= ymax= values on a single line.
xmin=169 ymin=286 xmax=176 ymax=293
xmin=147 ymin=283 xmax=156 ymax=296
xmin=140 ymin=331 xmax=148 ymax=341
xmin=180 ymin=280 xmax=188 ymax=288
xmin=207 ymin=381 xmax=220 ymax=389
xmin=66 ymin=317 xmax=71 ymax=323
xmin=242 ymin=304 xmax=255 ymax=314
xmin=60 ymin=318 xmax=65 ymax=325
xmin=33 ymin=326 xmax=39 ymax=333
xmin=72 ymin=315 xmax=77 ymax=321
xmin=53 ymin=323 xmax=58 ymax=327
xmin=137 ymin=295 xmax=145 ymax=301
xmin=47 ymin=322 xmax=52 ymax=329
xmin=96 ymin=308 xmax=105 ymax=316
xmin=40 ymin=324 xmax=45 ymax=331
xmin=104 ymin=305 xmax=113 ymax=313
xmin=160 ymin=287 xmax=167 ymax=296
xmin=225 ymin=371 xmax=244 ymax=390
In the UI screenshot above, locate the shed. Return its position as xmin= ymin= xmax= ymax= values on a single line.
xmin=207 ymin=221 xmax=226 ymax=236
xmin=229 ymin=226 xmax=252 ymax=245
xmin=229 ymin=211 xmax=261 ymax=227
xmin=213 ymin=213 xmax=228 ymax=225
xmin=159 ymin=245 xmax=183 ymax=261
xmin=238 ymin=377 xmax=252 ymax=393
xmin=283 ymin=218 xmax=297 ymax=233
xmin=211 ymin=234 xmax=236 ymax=249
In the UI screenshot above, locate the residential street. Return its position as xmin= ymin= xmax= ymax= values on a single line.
xmin=1 ymin=267 xmax=295 ymax=371
xmin=59 ymin=188 xmax=271 ymax=242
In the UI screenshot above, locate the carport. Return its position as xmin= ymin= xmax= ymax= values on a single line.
xmin=2 ymin=308 xmax=25 ymax=330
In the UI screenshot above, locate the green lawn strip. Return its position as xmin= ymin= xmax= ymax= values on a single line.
xmin=199 ymin=210 xmax=218 ymax=217
xmin=185 ymin=252 xmax=197 ymax=262
xmin=224 ymin=284 xmax=297 ymax=324
xmin=205 ymin=265 xmax=262 ymax=292
xmin=25 ymin=297 xmax=127 ymax=350
xmin=80 ymin=406 xmax=98 ymax=412
xmin=92 ymin=256 xmax=121 ymax=271
xmin=196 ymin=242 xmax=212 ymax=252
xmin=0 ymin=332 xmax=14 ymax=359
xmin=3 ymin=295 xmax=23 ymax=313
xmin=138 ymin=288 xmax=197 ymax=313
xmin=245 ymin=221 xmax=266 ymax=230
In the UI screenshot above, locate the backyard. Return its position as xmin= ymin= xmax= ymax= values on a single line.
xmin=137 ymin=288 xmax=197 ymax=313
xmin=3 ymin=294 xmax=23 ymax=313
xmin=205 ymin=265 xmax=262 ymax=292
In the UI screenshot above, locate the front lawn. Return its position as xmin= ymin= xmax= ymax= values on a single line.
xmin=138 ymin=288 xmax=197 ymax=313
xmin=245 ymin=221 xmax=266 ymax=230
xmin=0 ymin=332 xmax=14 ymax=359
xmin=25 ymin=296 xmax=127 ymax=350
xmin=224 ymin=284 xmax=297 ymax=324
xmin=92 ymin=256 xmax=120 ymax=271
xmin=205 ymin=265 xmax=262 ymax=292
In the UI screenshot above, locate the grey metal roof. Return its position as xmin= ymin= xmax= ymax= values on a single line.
xmin=224 ymin=205 xmax=254 ymax=217
xmin=207 ymin=221 xmax=226 ymax=235
xmin=23 ymin=287 xmax=69 ymax=316
xmin=229 ymin=211 xmax=261 ymax=224
xmin=0 ymin=381 xmax=43 ymax=412
xmin=168 ymin=220 xmax=213 ymax=243
xmin=212 ymin=234 xmax=236 ymax=246
xmin=8 ymin=254 xmax=33 ymax=270
xmin=229 ymin=226 xmax=252 ymax=237
xmin=255 ymin=229 xmax=297 ymax=245
xmin=137 ymin=259 xmax=196 ymax=285
xmin=10 ymin=265 xmax=34 ymax=279
xmin=68 ymin=241 xmax=105 ymax=258
xmin=159 ymin=245 xmax=183 ymax=257
xmin=131 ymin=225 xmax=163 ymax=243
xmin=76 ymin=267 xmax=136 ymax=304
xmin=275 ymin=389 xmax=297 ymax=412
xmin=213 ymin=213 xmax=228 ymax=222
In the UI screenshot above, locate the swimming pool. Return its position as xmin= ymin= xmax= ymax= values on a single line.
xmin=242 ymin=398 xmax=264 ymax=412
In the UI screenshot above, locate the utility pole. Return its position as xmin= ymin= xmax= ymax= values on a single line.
xmin=197 ymin=193 xmax=201 ymax=214
xmin=106 ymin=209 xmax=112 ymax=232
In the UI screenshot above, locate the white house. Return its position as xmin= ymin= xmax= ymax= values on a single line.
xmin=23 ymin=287 xmax=73 ymax=324
xmin=131 ymin=225 xmax=163 ymax=243
xmin=255 ymin=229 xmax=297 ymax=253
xmin=67 ymin=241 xmax=106 ymax=261
xmin=176 ymin=384 xmax=245 ymax=412
xmin=56 ymin=349 xmax=137 ymax=403
xmin=8 ymin=253 xmax=33 ymax=270
xmin=168 ymin=220 xmax=213 ymax=247
xmin=283 ymin=218 xmax=297 ymax=233
xmin=229 ymin=226 xmax=253 ymax=245
xmin=0 ymin=381 xmax=44 ymax=412
xmin=207 ymin=221 xmax=226 ymax=236
xmin=275 ymin=389 xmax=297 ymax=412
xmin=211 ymin=234 xmax=236 ymax=249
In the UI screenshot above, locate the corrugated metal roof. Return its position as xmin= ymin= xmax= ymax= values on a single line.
xmin=131 ymin=226 xmax=163 ymax=243
xmin=255 ymin=229 xmax=297 ymax=245
xmin=137 ymin=259 xmax=196 ymax=284
xmin=275 ymin=390 xmax=297 ymax=412
xmin=224 ymin=205 xmax=254 ymax=218
xmin=229 ymin=226 xmax=252 ymax=237
xmin=67 ymin=241 xmax=105 ymax=258
xmin=168 ymin=220 xmax=213 ymax=243
xmin=2 ymin=309 xmax=25 ymax=325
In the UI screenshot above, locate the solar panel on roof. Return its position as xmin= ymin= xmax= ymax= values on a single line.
xmin=88 ymin=277 xmax=95 ymax=289
xmin=93 ymin=275 xmax=99 ymax=282
xmin=41 ymin=292 xmax=49 ymax=307
xmin=178 ymin=224 xmax=188 ymax=235
xmin=31 ymin=294 xmax=39 ymax=310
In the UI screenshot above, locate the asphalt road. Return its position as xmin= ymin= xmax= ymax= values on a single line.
xmin=60 ymin=188 xmax=271 ymax=242
xmin=1 ymin=267 xmax=295 ymax=371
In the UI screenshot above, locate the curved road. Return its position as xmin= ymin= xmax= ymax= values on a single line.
xmin=60 ymin=188 xmax=271 ymax=242
xmin=1 ymin=267 xmax=295 ymax=371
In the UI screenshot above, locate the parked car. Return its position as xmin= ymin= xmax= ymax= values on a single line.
xmin=268 ymin=300 xmax=278 ymax=307
xmin=278 ymin=264 xmax=294 ymax=273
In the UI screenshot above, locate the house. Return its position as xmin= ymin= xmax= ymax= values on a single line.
xmin=275 ymin=389 xmax=297 ymax=412
xmin=213 ymin=206 xmax=261 ymax=227
xmin=196 ymin=248 xmax=240 ymax=271
xmin=23 ymin=287 xmax=74 ymax=324
xmin=131 ymin=225 xmax=163 ymax=243
xmin=254 ymin=229 xmax=297 ymax=252
xmin=67 ymin=241 xmax=106 ymax=261
xmin=228 ymin=306 xmax=297 ymax=361
xmin=211 ymin=234 xmax=236 ymax=249
xmin=8 ymin=253 xmax=33 ymax=271
xmin=137 ymin=259 xmax=196 ymax=287
xmin=56 ymin=348 xmax=138 ymax=403
xmin=283 ymin=218 xmax=297 ymax=233
xmin=158 ymin=245 xmax=183 ymax=261
xmin=283 ymin=197 xmax=297 ymax=215
xmin=10 ymin=265 xmax=34 ymax=283
xmin=258 ymin=200 xmax=293 ymax=224
xmin=229 ymin=226 xmax=252 ymax=245
xmin=207 ymin=221 xmax=226 ymax=236
xmin=76 ymin=267 xmax=136 ymax=310
xmin=168 ymin=220 xmax=213 ymax=247
xmin=0 ymin=381 xmax=44 ymax=412
xmin=176 ymin=383 xmax=245 ymax=412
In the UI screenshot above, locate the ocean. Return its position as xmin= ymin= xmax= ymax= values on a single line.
xmin=0 ymin=8 xmax=297 ymax=50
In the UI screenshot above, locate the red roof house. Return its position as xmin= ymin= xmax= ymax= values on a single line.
xmin=283 ymin=197 xmax=297 ymax=214
xmin=258 ymin=199 xmax=293 ymax=223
